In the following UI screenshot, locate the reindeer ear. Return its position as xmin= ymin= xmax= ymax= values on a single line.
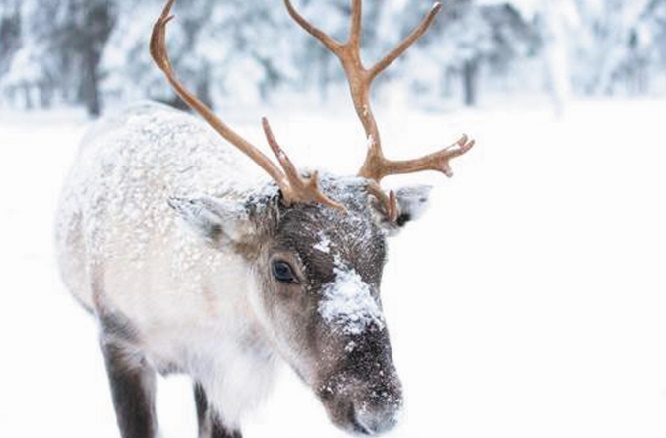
xmin=373 ymin=185 xmax=432 ymax=235
xmin=394 ymin=185 xmax=432 ymax=226
xmin=167 ymin=196 xmax=257 ymax=244
xmin=375 ymin=185 xmax=432 ymax=233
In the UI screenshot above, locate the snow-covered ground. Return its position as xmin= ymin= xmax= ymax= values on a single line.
xmin=1 ymin=98 xmax=665 ymax=438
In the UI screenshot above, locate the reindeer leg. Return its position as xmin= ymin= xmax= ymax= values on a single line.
xmin=100 ymin=340 xmax=158 ymax=438
xmin=194 ymin=383 xmax=242 ymax=438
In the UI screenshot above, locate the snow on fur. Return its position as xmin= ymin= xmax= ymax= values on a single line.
xmin=313 ymin=231 xmax=331 ymax=253
xmin=318 ymin=258 xmax=384 ymax=336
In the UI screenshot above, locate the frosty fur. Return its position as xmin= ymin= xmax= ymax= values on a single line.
xmin=55 ymin=102 xmax=432 ymax=437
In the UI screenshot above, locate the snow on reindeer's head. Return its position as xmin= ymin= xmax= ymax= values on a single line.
xmin=169 ymin=176 xmax=434 ymax=435
xmin=154 ymin=0 xmax=474 ymax=434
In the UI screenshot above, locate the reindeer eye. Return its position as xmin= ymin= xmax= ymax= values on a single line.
xmin=272 ymin=261 xmax=298 ymax=284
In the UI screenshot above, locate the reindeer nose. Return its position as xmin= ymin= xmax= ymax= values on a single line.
xmin=319 ymin=370 xmax=402 ymax=436
xmin=351 ymin=400 xmax=400 ymax=436
xmin=349 ymin=377 xmax=402 ymax=435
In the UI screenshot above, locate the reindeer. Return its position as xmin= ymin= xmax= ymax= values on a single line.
xmin=55 ymin=0 xmax=474 ymax=437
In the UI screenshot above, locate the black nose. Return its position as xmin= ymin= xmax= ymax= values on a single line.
xmin=349 ymin=400 xmax=400 ymax=436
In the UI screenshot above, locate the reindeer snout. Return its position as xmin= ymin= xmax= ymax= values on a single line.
xmin=352 ymin=375 xmax=403 ymax=435
xmin=350 ymin=397 xmax=401 ymax=436
xmin=319 ymin=370 xmax=402 ymax=436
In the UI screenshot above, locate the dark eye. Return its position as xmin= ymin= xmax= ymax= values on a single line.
xmin=272 ymin=260 xmax=298 ymax=284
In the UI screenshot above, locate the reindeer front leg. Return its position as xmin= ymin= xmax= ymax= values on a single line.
xmin=194 ymin=383 xmax=242 ymax=438
xmin=100 ymin=340 xmax=158 ymax=438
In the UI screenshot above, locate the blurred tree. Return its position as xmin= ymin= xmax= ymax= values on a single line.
xmin=0 ymin=0 xmax=24 ymax=106
xmin=60 ymin=0 xmax=118 ymax=115
xmin=1 ymin=0 xmax=56 ymax=109
xmin=103 ymin=0 xmax=287 ymax=109
xmin=0 ymin=0 xmax=21 ymax=77
xmin=535 ymin=0 xmax=579 ymax=115
xmin=571 ymin=0 xmax=654 ymax=96
xmin=403 ymin=0 xmax=536 ymax=106
xmin=642 ymin=0 xmax=666 ymax=66
xmin=1 ymin=0 xmax=117 ymax=114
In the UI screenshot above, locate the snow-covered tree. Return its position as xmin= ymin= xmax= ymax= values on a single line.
xmin=570 ymin=0 xmax=654 ymax=95
xmin=400 ymin=0 xmax=536 ymax=106
xmin=56 ymin=0 xmax=117 ymax=115
xmin=0 ymin=0 xmax=23 ymax=106
xmin=642 ymin=0 xmax=666 ymax=67
xmin=534 ymin=0 xmax=579 ymax=114
xmin=103 ymin=0 xmax=296 ymax=109
xmin=1 ymin=0 xmax=117 ymax=114
xmin=0 ymin=0 xmax=21 ymax=77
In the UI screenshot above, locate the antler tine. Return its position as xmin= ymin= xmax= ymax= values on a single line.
xmin=152 ymin=0 xmax=342 ymax=210
xmin=378 ymin=135 xmax=476 ymax=179
xmin=368 ymin=2 xmax=442 ymax=81
xmin=349 ymin=0 xmax=363 ymax=48
xmin=283 ymin=0 xmax=343 ymax=52
xmin=262 ymin=119 xmax=345 ymax=210
xmin=366 ymin=181 xmax=398 ymax=222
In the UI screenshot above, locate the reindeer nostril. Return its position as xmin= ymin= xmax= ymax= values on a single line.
xmin=349 ymin=401 xmax=399 ymax=436
xmin=349 ymin=403 xmax=373 ymax=435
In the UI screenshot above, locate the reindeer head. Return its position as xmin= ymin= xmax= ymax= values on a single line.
xmin=151 ymin=0 xmax=473 ymax=435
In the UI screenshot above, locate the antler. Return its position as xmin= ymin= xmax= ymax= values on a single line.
xmin=151 ymin=0 xmax=343 ymax=210
xmin=285 ymin=0 xmax=475 ymax=214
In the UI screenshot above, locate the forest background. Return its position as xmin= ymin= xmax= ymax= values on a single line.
xmin=1 ymin=0 xmax=665 ymax=116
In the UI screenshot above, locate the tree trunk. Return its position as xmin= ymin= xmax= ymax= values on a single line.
xmin=23 ymin=84 xmax=33 ymax=110
xmin=77 ymin=0 xmax=116 ymax=117
xmin=462 ymin=59 xmax=479 ymax=106
xmin=81 ymin=46 xmax=102 ymax=117
xmin=196 ymin=63 xmax=213 ymax=109
xmin=39 ymin=82 xmax=53 ymax=109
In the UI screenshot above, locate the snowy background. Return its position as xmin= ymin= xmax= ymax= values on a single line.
xmin=2 ymin=0 xmax=666 ymax=114
xmin=1 ymin=0 xmax=666 ymax=437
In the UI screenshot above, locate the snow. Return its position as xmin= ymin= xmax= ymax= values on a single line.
xmin=1 ymin=98 xmax=666 ymax=438
xmin=313 ymin=231 xmax=332 ymax=253
xmin=319 ymin=257 xmax=385 ymax=336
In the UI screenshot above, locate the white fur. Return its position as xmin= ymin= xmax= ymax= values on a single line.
xmin=55 ymin=102 xmax=278 ymax=426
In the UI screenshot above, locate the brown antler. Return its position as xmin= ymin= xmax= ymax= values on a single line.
xmin=285 ymin=0 xmax=475 ymax=206
xmin=151 ymin=0 xmax=342 ymax=210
